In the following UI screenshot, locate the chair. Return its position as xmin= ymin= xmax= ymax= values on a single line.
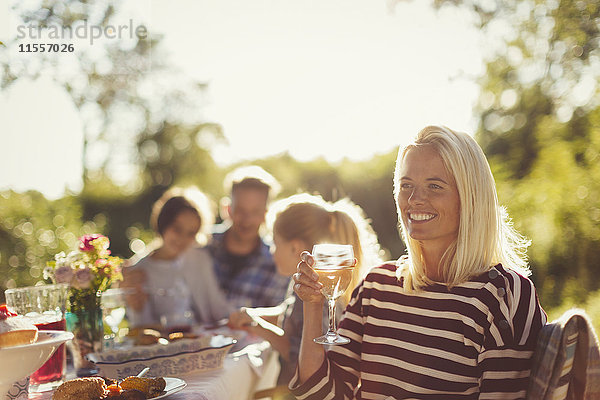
xmin=527 ymin=309 xmax=600 ymax=399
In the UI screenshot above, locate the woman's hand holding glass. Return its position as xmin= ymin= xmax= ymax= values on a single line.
xmin=294 ymin=245 xmax=356 ymax=345
xmin=293 ymin=251 xmax=325 ymax=304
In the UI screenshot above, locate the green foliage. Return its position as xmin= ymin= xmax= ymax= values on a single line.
xmin=2 ymin=0 xmax=224 ymax=196
xmin=0 ymin=190 xmax=86 ymax=302
xmin=136 ymin=122 xmax=224 ymax=193
xmin=338 ymin=152 xmax=402 ymax=260
xmin=546 ymin=288 xmax=600 ymax=338
xmin=435 ymin=0 xmax=600 ymax=313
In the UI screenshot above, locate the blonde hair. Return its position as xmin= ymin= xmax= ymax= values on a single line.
xmin=393 ymin=125 xmax=530 ymax=290
xmin=268 ymin=193 xmax=382 ymax=304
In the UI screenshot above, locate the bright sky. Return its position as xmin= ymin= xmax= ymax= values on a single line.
xmin=0 ymin=0 xmax=485 ymax=199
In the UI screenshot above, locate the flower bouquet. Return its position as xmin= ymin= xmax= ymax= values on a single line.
xmin=45 ymin=234 xmax=123 ymax=376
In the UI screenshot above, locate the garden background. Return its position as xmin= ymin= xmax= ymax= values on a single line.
xmin=1 ymin=0 xmax=599 ymax=333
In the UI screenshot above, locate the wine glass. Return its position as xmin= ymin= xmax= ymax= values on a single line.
xmin=312 ymin=244 xmax=355 ymax=345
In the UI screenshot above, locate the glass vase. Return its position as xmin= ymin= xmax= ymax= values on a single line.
xmin=66 ymin=290 xmax=103 ymax=377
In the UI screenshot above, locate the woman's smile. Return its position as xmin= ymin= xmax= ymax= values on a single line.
xmin=407 ymin=211 xmax=436 ymax=222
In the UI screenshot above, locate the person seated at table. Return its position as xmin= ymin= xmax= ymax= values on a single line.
xmin=209 ymin=165 xmax=290 ymax=309
xmin=122 ymin=186 xmax=231 ymax=330
xmin=227 ymin=193 xmax=382 ymax=397
xmin=291 ymin=125 xmax=547 ymax=399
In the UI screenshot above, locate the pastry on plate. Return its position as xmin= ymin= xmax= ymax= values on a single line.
xmin=0 ymin=304 xmax=38 ymax=348
xmin=52 ymin=377 xmax=107 ymax=400
xmin=120 ymin=377 xmax=166 ymax=398
xmin=52 ymin=375 xmax=167 ymax=400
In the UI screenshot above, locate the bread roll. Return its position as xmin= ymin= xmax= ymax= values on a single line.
xmin=52 ymin=377 xmax=107 ymax=400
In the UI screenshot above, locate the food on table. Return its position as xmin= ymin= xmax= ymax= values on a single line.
xmin=107 ymin=389 xmax=146 ymax=400
xmin=0 ymin=304 xmax=39 ymax=348
xmin=127 ymin=326 xmax=200 ymax=344
xmin=52 ymin=377 xmax=107 ymax=400
xmin=167 ymin=331 xmax=199 ymax=341
xmin=120 ymin=377 xmax=166 ymax=398
xmin=52 ymin=376 xmax=167 ymax=400
xmin=101 ymin=377 xmax=118 ymax=387
xmin=126 ymin=328 xmax=162 ymax=345
xmin=105 ymin=382 xmax=121 ymax=397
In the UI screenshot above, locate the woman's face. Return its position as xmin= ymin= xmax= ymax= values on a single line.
xmin=160 ymin=209 xmax=201 ymax=259
xmin=272 ymin=232 xmax=304 ymax=277
xmin=397 ymin=145 xmax=460 ymax=252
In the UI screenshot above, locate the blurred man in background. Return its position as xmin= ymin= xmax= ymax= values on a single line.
xmin=209 ymin=165 xmax=290 ymax=308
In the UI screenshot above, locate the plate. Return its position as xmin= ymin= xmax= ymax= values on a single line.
xmin=153 ymin=377 xmax=187 ymax=399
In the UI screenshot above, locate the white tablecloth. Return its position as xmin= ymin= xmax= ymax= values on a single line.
xmin=29 ymin=338 xmax=279 ymax=400
xmin=167 ymin=341 xmax=279 ymax=400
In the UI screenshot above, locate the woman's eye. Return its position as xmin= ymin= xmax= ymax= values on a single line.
xmin=429 ymin=184 xmax=442 ymax=189
xmin=400 ymin=183 xmax=412 ymax=190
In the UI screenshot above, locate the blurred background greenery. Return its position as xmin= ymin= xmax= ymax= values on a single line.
xmin=1 ymin=0 xmax=599 ymax=333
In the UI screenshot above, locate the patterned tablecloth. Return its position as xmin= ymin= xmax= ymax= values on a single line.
xmin=28 ymin=337 xmax=279 ymax=400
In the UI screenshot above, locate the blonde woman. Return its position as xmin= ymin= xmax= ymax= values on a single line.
xmin=292 ymin=126 xmax=547 ymax=399
xmin=227 ymin=193 xmax=381 ymax=395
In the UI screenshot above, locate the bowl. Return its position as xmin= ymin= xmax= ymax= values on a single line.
xmin=0 ymin=331 xmax=73 ymax=398
xmin=86 ymin=334 xmax=235 ymax=379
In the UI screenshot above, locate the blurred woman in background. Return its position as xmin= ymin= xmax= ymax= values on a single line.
xmin=228 ymin=193 xmax=382 ymax=398
xmin=123 ymin=187 xmax=231 ymax=331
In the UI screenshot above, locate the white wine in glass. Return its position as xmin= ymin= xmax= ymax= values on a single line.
xmin=312 ymin=243 xmax=355 ymax=345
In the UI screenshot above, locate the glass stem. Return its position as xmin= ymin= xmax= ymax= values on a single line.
xmin=327 ymin=298 xmax=336 ymax=335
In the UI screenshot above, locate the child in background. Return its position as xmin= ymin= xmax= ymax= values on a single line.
xmin=123 ymin=187 xmax=231 ymax=331
xmin=227 ymin=193 xmax=382 ymax=397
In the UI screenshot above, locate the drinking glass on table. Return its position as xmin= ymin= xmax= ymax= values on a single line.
xmin=4 ymin=283 xmax=69 ymax=393
xmin=153 ymin=281 xmax=195 ymax=334
xmin=312 ymin=244 xmax=355 ymax=345
xmin=101 ymin=288 xmax=127 ymax=348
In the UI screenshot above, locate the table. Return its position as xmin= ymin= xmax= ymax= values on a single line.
xmin=29 ymin=337 xmax=280 ymax=400
xmin=168 ymin=343 xmax=280 ymax=400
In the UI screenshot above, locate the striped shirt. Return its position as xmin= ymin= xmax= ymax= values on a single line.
xmin=290 ymin=262 xmax=547 ymax=399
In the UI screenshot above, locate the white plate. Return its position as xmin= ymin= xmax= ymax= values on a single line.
xmin=153 ymin=377 xmax=187 ymax=399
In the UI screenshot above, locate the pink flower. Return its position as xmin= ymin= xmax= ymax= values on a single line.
xmin=78 ymin=234 xmax=105 ymax=252
xmin=95 ymin=258 xmax=108 ymax=268
xmin=73 ymin=267 xmax=94 ymax=289
xmin=54 ymin=265 xmax=74 ymax=284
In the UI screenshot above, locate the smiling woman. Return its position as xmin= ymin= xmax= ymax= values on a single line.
xmin=291 ymin=125 xmax=547 ymax=400
xmin=394 ymin=125 xmax=531 ymax=291
xmin=397 ymin=145 xmax=460 ymax=281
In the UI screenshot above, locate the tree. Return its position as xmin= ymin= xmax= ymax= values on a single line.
xmin=1 ymin=0 xmax=224 ymax=262
xmin=430 ymin=0 xmax=600 ymax=306
xmin=2 ymin=0 xmax=223 ymax=190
